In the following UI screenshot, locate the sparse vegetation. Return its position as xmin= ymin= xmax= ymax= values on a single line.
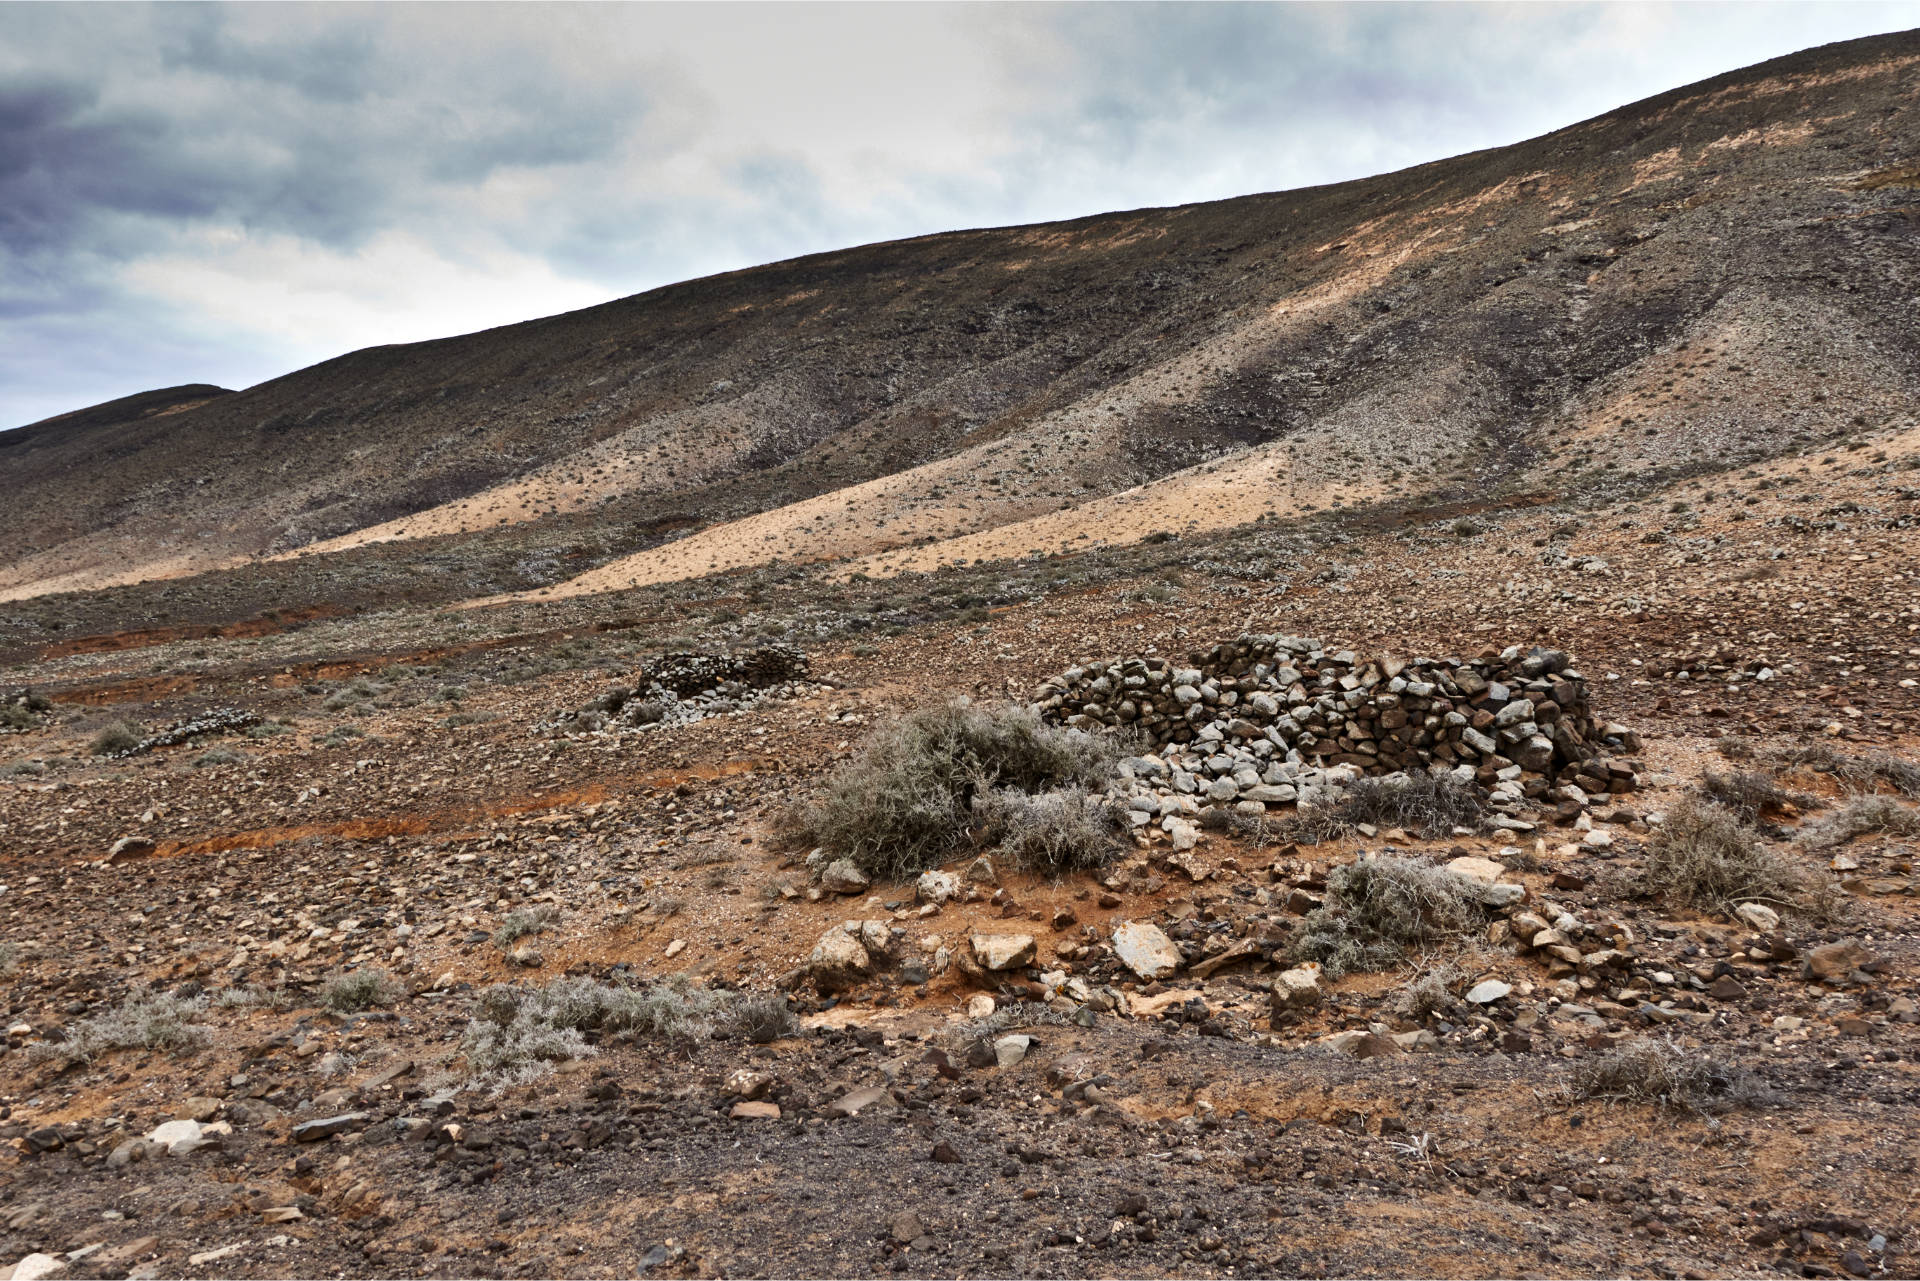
xmin=88 ymin=720 xmax=143 ymax=756
xmin=192 ymin=746 xmax=247 ymax=768
xmin=1801 ymin=795 xmax=1920 ymax=848
xmin=32 ymin=989 xmax=210 ymax=1062
xmin=321 ymin=968 xmax=403 ymax=1012
xmin=788 ymin=702 xmax=1122 ymax=881
xmin=493 ymin=904 xmax=562 ymax=949
xmin=1282 ymin=772 xmax=1486 ymax=843
xmin=1289 ymin=856 xmax=1487 ymax=977
xmin=460 ymin=977 xmax=790 ymax=1089
xmin=1640 ymin=797 xmax=1801 ymax=913
xmin=1570 ymin=1037 xmax=1775 ymax=1115
xmin=970 ymin=784 xmax=1128 ymax=876
xmin=1772 ymin=745 xmax=1920 ymax=799
xmin=1698 ymin=769 xmax=1805 ymax=824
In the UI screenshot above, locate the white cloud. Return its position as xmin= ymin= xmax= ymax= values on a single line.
xmin=120 ymin=228 xmax=615 ymax=352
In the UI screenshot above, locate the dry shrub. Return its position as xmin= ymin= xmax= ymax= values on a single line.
xmin=88 ymin=720 xmax=143 ymax=756
xmin=971 ymin=785 xmax=1127 ymax=876
xmin=1571 ymin=1037 xmax=1775 ymax=1115
xmin=461 ymin=977 xmax=792 ymax=1090
xmin=32 ymin=989 xmax=209 ymax=1062
xmin=493 ymin=904 xmax=562 ymax=949
xmin=1770 ymin=745 xmax=1920 ymax=798
xmin=788 ymin=702 xmax=1121 ymax=881
xmin=1698 ymin=769 xmax=1806 ymax=824
xmin=1801 ymin=795 xmax=1920 ymax=849
xmin=322 ymin=968 xmax=403 ymax=1013
xmin=1642 ymin=798 xmax=1801 ymax=913
xmin=1282 ymin=772 xmax=1486 ymax=844
xmin=1289 ymin=856 xmax=1487 ymax=977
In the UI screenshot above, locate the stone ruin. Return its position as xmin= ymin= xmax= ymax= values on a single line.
xmin=1031 ymin=635 xmax=1639 ymax=828
xmin=549 ymin=643 xmax=818 ymax=734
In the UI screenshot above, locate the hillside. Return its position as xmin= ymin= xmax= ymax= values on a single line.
xmin=3 ymin=30 xmax=1916 ymax=608
xmin=3 ymin=32 xmax=1920 ymax=1281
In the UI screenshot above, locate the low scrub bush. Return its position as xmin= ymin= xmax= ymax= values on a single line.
xmin=970 ymin=785 xmax=1127 ymax=876
xmin=788 ymin=702 xmax=1122 ymax=881
xmin=1771 ymin=745 xmax=1920 ymax=798
xmin=493 ymin=904 xmax=562 ymax=949
xmin=1641 ymin=798 xmax=1800 ymax=913
xmin=1698 ymin=769 xmax=1806 ymax=824
xmin=88 ymin=720 xmax=143 ymax=756
xmin=460 ymin=978 xmax=794 ymax=1089
xmin=1570 ymin=1037 xmax=1775 ymax=1115
xmin=1288 ymin=856 xmax=1486 ymax=977
xmin=33 ymin=989 xmax=209 ymax=1062
xmin=1801 ymin=795 xmax=1920 ymax=849
xmin=1283 ymin=772 xmax=1486 ymax=843
xmin=321 ymin=968 xmax=403 ymax=1013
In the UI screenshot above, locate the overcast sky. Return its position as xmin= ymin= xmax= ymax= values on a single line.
xmin=4 ymin=2 xmax=1917 ymax=429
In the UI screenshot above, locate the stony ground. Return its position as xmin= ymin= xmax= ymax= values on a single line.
xmin=1 ymin=443 xmax=1918 ymax=1281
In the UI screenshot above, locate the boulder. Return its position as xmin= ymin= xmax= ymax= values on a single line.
xmin=1111 ymin=921 xmax=1182 ymax=980
xmin=915 ymin=871 xmax=960 ymax=905
xmin=1269 ymin=962 xmax=1324 ymax=1016
xmin=145 ymin=1119 xmax=204 ymax=1157
xmin=820 ymin=860 xmax=871 ymax=895
xmin=808 ymin=928 xmax=871 ymax=993
xmin=1806 ymin=941 xmax=1871 ymax=982
xmin=970 ymin=934 xmax=1036 ymax=972
xmin=291 ymin=1112 xmax=368 ymax=1143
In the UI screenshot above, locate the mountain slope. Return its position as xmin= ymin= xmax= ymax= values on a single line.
xmin=4 ymin=30 xmax=1918 ymax=605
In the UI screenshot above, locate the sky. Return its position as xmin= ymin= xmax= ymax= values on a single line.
xmin=4 ymin=2 xmax=1918 ymax=429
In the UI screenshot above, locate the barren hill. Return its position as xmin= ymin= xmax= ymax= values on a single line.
xmin=5 ymin=31 xmax=1920 ymax=1281
xmin=5 ymin=30 xmax=1916 ymax=607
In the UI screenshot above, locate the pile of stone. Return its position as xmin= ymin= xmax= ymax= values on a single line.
xmin=548 ymin=644 xmax=823 ymax=734
xmin=1031 ymin=636 xmax=1638 ymax=826
xmin=635 ymin=644 xmax=809 ymax=698
xmin=105 ymin=708 xmax=261 ymax=758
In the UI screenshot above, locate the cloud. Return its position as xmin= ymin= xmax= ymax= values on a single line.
xmin=3 ymin=1 xmax=1917 ymax=428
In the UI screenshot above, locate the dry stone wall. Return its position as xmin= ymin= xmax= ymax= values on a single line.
xmin=1031 ymin=635 xmax=1639 ymax=824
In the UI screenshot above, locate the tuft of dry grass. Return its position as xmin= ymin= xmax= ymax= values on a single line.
xmin=970 ymin=785 xmax=1128 ymax=876
xmin=1641 ymin=797 xmax=1802 ymax=914
xmin=1698 ymin=769 xmax=1807 ymax=824
xmin=1288 ymin=856 xmax=1487 ymax=977
xmin=1570 ymin=1037 xmax=1775 ymax=1115
xmin=1281 ymin=772 xmax=1486 ymax=843
xmin=321 ymin=968 xmax=403 ymax=1013
xmin=30 ymin=989 xmax=209 ymax=1063
xmin=786 ymin=702 xmax=1122 ymax=882
xmin=1800 ymin=795 xmax=1920 ymax=849
xmin=1770 ymin=745 xmax=1920 ymax=798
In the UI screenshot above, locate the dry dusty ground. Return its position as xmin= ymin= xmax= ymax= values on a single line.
xmin=0 ymin=440 xmax=1917 ymax=1281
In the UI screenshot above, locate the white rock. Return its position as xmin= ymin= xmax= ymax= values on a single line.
xmin=808 ymin=927 xmax=870 ymax=993
xmin=1465 ymin=979 xmax=1513 ymax=1005
xmin=965 ymin=994 xmax=997 ymax=1020
xmin=8 ymin=1255 xmax=64 ymax=1281
xmin=145 ymin=1119 xmax=204 ymax=1157
xmin=1445 ymin=856 xmax=1506 ymax=885
xmin=915 ymin=871 xmax=960 ymax=905
xmin=1271 ymin=963 xmax=1323 ymax=1010
xmin=970 ymin=934 xmax=1036 ymax=971
xmin=992 ymin=1034 xmax=1032 ymax=1068
xmin=1111 ymin=921 xmax=1182 ymax=980
xmin=1735 ymin=902 xmax=1781 ymax=933
xmin=820 ymin=860 xmax=870 ymax=895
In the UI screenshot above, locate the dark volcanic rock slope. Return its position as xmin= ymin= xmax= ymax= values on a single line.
xmin=3 ymin=31 xmax=1917 ymax=601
